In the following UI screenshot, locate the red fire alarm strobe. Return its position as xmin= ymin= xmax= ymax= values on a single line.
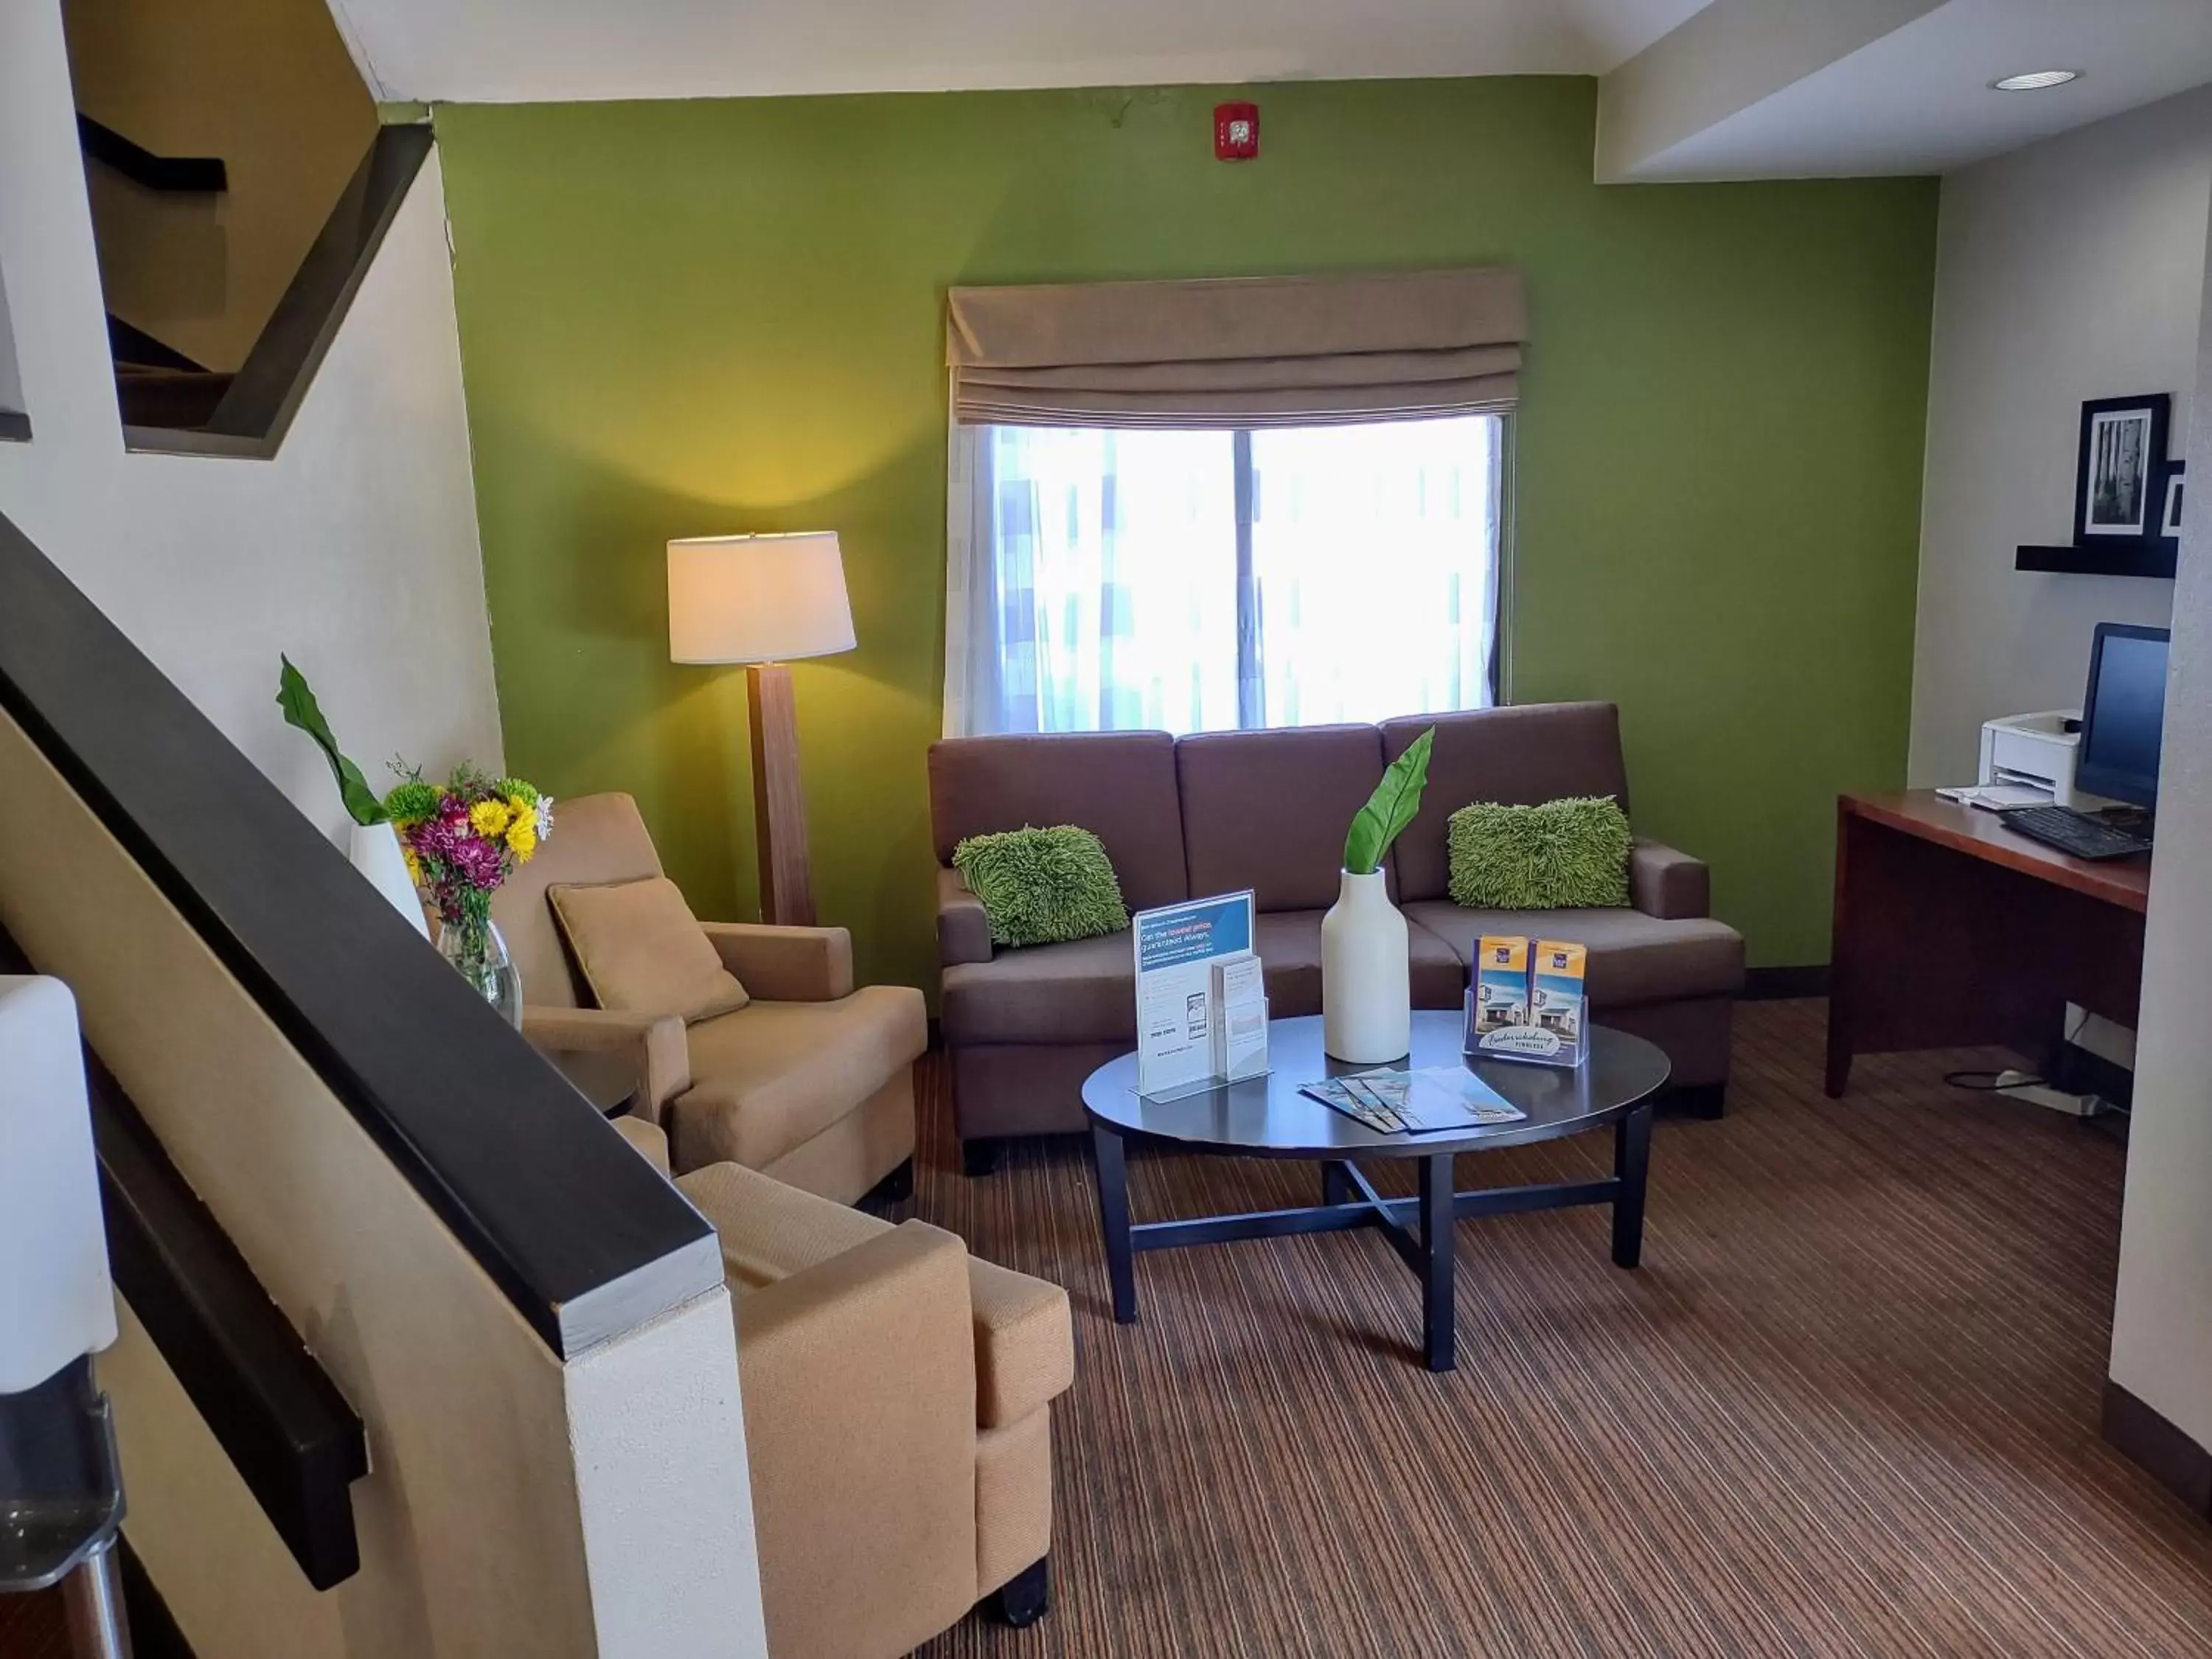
xmin=1215 ymin=102 xmax=1259 ymax=161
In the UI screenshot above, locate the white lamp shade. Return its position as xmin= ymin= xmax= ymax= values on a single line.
xmin=667 ymin=532 xmax=857 ymax=664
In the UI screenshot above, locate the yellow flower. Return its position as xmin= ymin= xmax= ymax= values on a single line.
xmin=402 ymin=847 xmax=422 ymax=886
xmin=470 ymin=799 xmax=512 ymax=838
xmin=507 ymin=814 xmax=538 ymax=861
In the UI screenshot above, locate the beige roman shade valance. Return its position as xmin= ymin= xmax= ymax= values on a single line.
xmin=945 ymin=267 xmax=1526 ymax=429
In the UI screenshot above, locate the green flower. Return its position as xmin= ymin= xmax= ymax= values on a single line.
xmin=383 ymin=780 xmax=441 ymax=824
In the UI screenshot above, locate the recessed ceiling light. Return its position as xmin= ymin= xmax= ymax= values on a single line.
xmin=1992 ymin=69 xmax=2081 ymax=91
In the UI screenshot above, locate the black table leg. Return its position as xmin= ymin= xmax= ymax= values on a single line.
xmin=1321 ymin=1159 xmax=1351 ymax=1206
xmin=1613 ymin=1102 xmax=1652 ymax=1270
xmin=1091 ymin=1124 xmax=1138 ymax=1323
xmin=1419 ymin=1152 xmax=1456 ymax=1371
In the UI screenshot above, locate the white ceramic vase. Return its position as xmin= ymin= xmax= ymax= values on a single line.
xmin=347 ymin=820 xmax=431 ymax=940
xmin=1321 ymin=868 xmax=1411 ymax=1063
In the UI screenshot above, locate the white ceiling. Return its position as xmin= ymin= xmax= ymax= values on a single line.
xmin=330 ymin=0 xmax=1713 ymax=105
xmin=1613 ymin=0 xmax=2212 ymax=179
xmin=330 ymin=0 xmax=2212 ymax=180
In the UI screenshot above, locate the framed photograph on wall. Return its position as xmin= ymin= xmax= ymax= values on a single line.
xmin=2159 ymin=459 xmax=2185 ymax=543
xmin=2075 ymin=394 xmax=2170 ymax=542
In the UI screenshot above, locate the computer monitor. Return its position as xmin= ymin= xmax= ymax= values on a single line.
xmin=2076 ymin=622 xmax=2169 ymax=810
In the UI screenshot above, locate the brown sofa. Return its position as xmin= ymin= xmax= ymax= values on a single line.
xmin=930 ymin=703 xmax=1745 ymax=1168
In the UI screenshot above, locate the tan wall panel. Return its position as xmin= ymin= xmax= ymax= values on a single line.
xmin=61 ymin=0 xmax=378 ymax=371
xmin=0 ymin=709 xmax=602 ymax=1658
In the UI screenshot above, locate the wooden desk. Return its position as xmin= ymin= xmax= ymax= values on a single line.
xmin=1826 ymin=791 xmax=2149 ymax=1096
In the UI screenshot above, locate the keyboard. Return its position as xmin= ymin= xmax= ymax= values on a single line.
xmin=1999 ymin=804 xmax=2152 ymax=861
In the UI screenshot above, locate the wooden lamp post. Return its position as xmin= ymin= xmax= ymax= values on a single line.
xmin=667 ymin=532 xmax=855 ymax=927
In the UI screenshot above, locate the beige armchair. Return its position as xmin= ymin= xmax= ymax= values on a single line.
xmin=494 ymin=793 xmax=925 ymax=1201
xmin=676 ymin=1161 xmax=1074 ymax=1657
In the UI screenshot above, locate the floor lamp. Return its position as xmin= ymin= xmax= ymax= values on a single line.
xmin=668 ymin=532 xmax=855 ymax=928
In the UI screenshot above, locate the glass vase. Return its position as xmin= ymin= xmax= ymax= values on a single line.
xmin=438 ymin=917 xmax=524 ymax=1029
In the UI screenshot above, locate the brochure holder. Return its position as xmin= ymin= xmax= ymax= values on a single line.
xmin=1132 ymin=891 xmax=1268 ymax=1099
xmin=1464 ymin=936 xmax=1587 ymax=1069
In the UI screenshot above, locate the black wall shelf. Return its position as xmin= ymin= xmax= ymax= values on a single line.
xmin=2016 ymin=543 xmax=2177 ymax=580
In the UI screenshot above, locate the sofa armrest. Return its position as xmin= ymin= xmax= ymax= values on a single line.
xmin=700 ymin=922 xmax=854 ymax=1002
xmin=936 ymin=866 xmax=993 ymax=967
xmin=1629 ymin=839 xmax=1711 ymax=921
xmin=523 ymin=1005 xmax=690 ymax=1122
xmin=735 ymin=1222 xmax=979 ymax=1655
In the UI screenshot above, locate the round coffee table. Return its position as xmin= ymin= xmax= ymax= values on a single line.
xmin=1081 ymin=1012 xmax=1671 ymax=1371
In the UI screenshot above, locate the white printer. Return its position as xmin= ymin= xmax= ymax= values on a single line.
xmin=1978 ymin=710 xmax=2084 ymax=806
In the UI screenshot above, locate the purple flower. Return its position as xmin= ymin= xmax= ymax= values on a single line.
xmin=451 ymin=834 xmax=506 ymax=891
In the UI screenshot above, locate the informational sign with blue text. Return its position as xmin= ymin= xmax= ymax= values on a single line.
xmin=1132 ymin=891 xmax=1256 ymax=1099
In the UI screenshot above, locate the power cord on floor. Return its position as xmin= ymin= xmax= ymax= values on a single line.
xmin=1943 ymin=1010 xmax=2092 ymax=1093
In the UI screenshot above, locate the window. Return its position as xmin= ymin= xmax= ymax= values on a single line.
xmin=945 ymin=414 xmax=1503 ymax=737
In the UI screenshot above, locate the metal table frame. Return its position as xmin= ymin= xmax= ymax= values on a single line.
xmin=1089 ymin=1101 xmax=1653 ymax=1373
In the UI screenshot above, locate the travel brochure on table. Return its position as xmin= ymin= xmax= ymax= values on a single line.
xmin=1131 ymin=890 xmax=1259 ymax=1099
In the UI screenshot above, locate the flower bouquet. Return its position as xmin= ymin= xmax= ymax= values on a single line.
xmin=277 ymin=657 xmax=552 ymax=1024
xmin=383 ymin=767 xmax=554 ymax=1023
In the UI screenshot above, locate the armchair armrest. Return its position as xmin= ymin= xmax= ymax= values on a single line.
xmin=701 ymin=923 xmax=854 ymax=1002
xmin=522 ymin=1005 xmax=690 ymax=1123
xmin=936 ymin=866 xmax=993 ymax=967
xmin=1629 ymin=839 xmax=1711 ymax=921
xmin=735 ymin=1222 xmax=978 ymax=1654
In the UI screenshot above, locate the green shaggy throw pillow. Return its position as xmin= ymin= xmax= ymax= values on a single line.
xmin=953 ymin=824 xmax=1130 ymax=948
xmin=1447 ymin=796 xmax=1633 ymax=911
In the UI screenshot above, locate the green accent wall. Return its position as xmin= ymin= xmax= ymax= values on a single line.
xmin=434 ymin=77 xmax=1935 ymax=992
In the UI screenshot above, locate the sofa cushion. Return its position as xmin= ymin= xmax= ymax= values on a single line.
xmin=942 ymin=929 xmax=1136 ymax=1046
xmin=944 ymin=914 xmax=1468 ymax=1045
xmin=549 ymin=876 xmax=751 ymax=1022
xmin=1176 ymin=725 xmax=1384 ymax=912
xmin=952 ymin=825 xmax=1129 ymax=947
xmin=930 ymin=731 xmax=1189 ymax=913
xmin=1405 ymin=902 xmax=1743 ymax=1009
xmin=1253 ymin=909 xmax=1465 ymax=1016
xmin=1384 ymin=706 xmax=1630 ymax=902
xmin=1446 ymin=797 xmax=1633 ymax=911
xmin=672 ymin=987 xmax=927 ymax=1171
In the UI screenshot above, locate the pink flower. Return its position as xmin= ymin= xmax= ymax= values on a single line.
xmin=451 ymin=834 xmax=506 ymax=891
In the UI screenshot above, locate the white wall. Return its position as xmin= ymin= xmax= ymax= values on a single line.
xmin=1908 ymin=86 xmax=2212 ymax=787
xmin=2109 ymin=203 xmax=2212 ymax=1461
xmin=0 ymin=260 xmax=23 ymax=415
xmin=0 ymin=0 xmax=501 ymax=835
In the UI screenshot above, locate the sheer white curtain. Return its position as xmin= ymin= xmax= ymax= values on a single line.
xmin=944 ymin=414 xmax=1499 ymax=737
xmin=1248 ymin=417 xmax=1499 ymax=728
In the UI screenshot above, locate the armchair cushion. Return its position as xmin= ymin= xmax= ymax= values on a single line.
xmin=549 ymin=876 xmax=750 ymax=1022
xmin=674 ymin=987 xmax=928 ymax=1172
xmin=678 ymin=1159 xmax=1076 ymax=1431
xmin=521 ymin=1005 xmax=692 ymax=1119
xmin=700 ymin=923 xmax=854 ymax=1003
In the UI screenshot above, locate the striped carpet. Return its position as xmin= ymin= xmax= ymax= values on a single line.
xmin=914 ymin=1000 xmax=2212 ymax=1659
xmin=6 ymin=1002 xmax=2205 ymax=1657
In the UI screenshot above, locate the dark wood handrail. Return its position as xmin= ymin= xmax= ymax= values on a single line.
xmin=196 ymin=125 xmax=430 ymax=456
xmin=77 ymin=114 xmax=228 ymax=193
xmin=0 ymin=510 xmax=723 ymax=1360
xmin=3 ymin=925 xmax=366 ymax=1590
